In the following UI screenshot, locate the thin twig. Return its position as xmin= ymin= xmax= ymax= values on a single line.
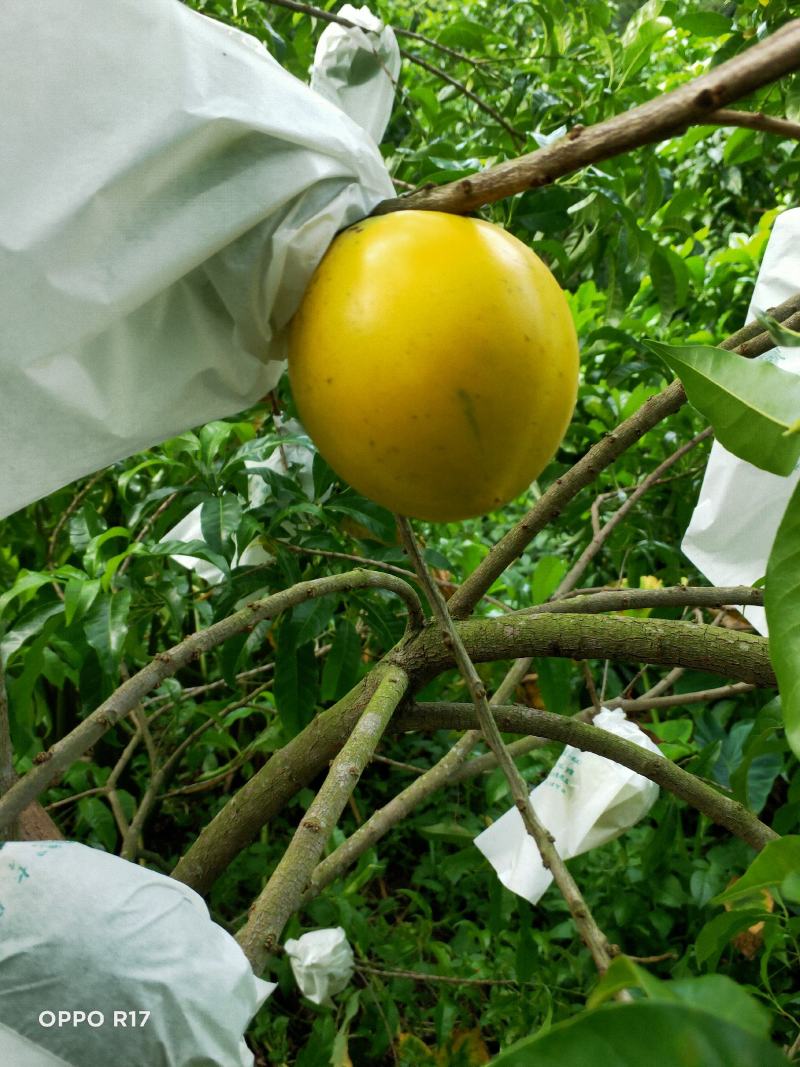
xmin=522 ymin=584 xmax=764 ymax=617
xmin=356 ymin=963 xmax=519 ymax=986
xmin=262 ymin=0 xmax=491 ymax=68
xmin=276 ymin=540 xmax=508 ymax=611
xmin=396 ymin=516 xmax=617 ymax=974
xmin=709 ymin=108 xmax=800 ymax=139
xmin=399 ymin=48 xmax=523 ymax=145
xmin=45 ymin=470 xmax=105 ymax=567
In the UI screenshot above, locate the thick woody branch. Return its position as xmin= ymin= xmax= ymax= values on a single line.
xmin=236 ymin=663 xmax=409 ymax=973
xmin=309 ymin=640 xmax=542 ymax=901
xmin=403 ymin=613 xmax=775 ymax=689
xmin=397 ymin=516 xmax=616 ymax=974
xmin=447 ymin=295 xmax=800 ymax=619
xmin=172 ymin=671 xmax=387 ymax=892
xmin=374 ymin=20 xmax=800 ymax=215
xmin=0 ymin=569 xmax=422 ymax=835
xmin=306 ymin=729 xmax=478 ymax=901
xmin=173 ymin=609 xmax=773 ymax=895
xmin=397 ymin=702 xmax=778 ymax=852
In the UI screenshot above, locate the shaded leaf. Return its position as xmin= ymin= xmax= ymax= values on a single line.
xmin=765 ymin=481 xmax=800 ymax=758
xmin=490 ymin=1002 xmax=786 ymax=1066
xmin=645 ymin=340 xmax=800 ymax=476
xmin=83 ymin=590 xmax=132 ymax=674
xmin=712 ymin=836 xmax=800 ymax=905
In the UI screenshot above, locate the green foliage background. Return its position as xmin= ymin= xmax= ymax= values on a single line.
xmin=1 ymin=0 xmax=799 ymax=1063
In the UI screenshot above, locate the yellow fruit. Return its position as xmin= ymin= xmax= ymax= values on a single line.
xmin=288 ymin=210 xmax=579 ymax=522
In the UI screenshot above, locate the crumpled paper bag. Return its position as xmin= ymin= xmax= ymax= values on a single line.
xmin=285 ymin=927 xmax=355 ymax=1005
xmin=0 ymin=0 xmax=396 ymax=519
xmin=682 ymin=208 xmax=800 ymax=634
xmin=311 ymin=5 xmax=401 ymax=144
xmin=0 ymin=841 xmax=274 ymax=1067
xmin=474 ymin=709 xmax=662 ymax=904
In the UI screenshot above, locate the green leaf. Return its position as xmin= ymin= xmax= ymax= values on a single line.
xmin=417 ymin=820 xmax=474 ymax=844
xmin=200 ymin=494 xmax=242 ymax=556
xmin=668 ymin=976 xmax=771 ymax=1039
xmin=650 ymin=246 xmax=689 ymax=324
xmin=531 ymin=556 xmax=568 ymax=603
xmin=274 ymin=627 xmax=317 ymax=736
xmin=321 ymin=618 xmax=362 ymax=702
xmin=83 ymin=590 xmax=132 ymax=675
xmin=535 ymin=656 xmax=575 ymax=715
xmin=587 ymin=955 xmax=664 ymax=1009
xmin=292 ymin=596 xmax=336 ymax=649
xmin=712 ymin=836 xmax=800 ymax=905
xmin=76 ymin=797 xmax=117 ymax=852
xmin=0 ymin=571 xmax=53 ymax=619
xmin=148 ymin=539 xmax=231 ymax=579
xmin=64 ymin=577 xmax=101 ymax=626
xmin=694 ymin=909 xmax=769 ymax=969
xmin=1 ymin=601 xmax=64 ymax=665
xmin=723 ymin=128 xmax=759 ymax=167
xmin=644 ymin=340 xmax=800 ymax=476
xmin=755 ymin=311 xmax=800 ymax=350
xmin=490 ymin=1002 xmax=786 ymax=1066
xmin=676 ymin=12 xmax=732 ymax=37
xmin=765 ymin=480 xmax=800 ymax=758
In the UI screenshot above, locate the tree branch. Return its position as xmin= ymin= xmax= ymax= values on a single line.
xmin=0 ymin=569 xmax=422 ymax=835
xmin=308 ymin=677 xmax=756 ymax=899
xmin=402 ymin=613 xmax=775 ymax=688
xmin=398 ymin=702 xmax=778 ymax=852
xmin=173 ymin=608 xmax=773 ymax=895
xmin=373 ymin=20 xmax=800 ymax=215
xmin=708 ymin=108 xmax=800 ymax=139
xmin=396 ymin=516 xmax=617 ymax=974
xmin=525 ymin=584 xmax=764 ymax=617
xmin=235 ymin=663 xmax=409 ymax=973
xmin=447 ymin=295 xmax=800 ymax=619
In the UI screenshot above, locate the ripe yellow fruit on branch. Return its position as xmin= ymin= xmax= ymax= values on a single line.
xmin=288 ymin=210 xmax=579 ymax=522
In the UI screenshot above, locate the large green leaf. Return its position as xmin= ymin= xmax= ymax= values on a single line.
xmin=321 ymin=618 xmax=362 ymax=702
xmin=274 ymin=625 xmax=318 ymax=736
xmin=645 ymin=341 xmax=800 ymax=476
xmin=490 ymin=1003 xmax=787 ymax=1066
xmin=200 ymin=493 xmax=242 ymax=556
xmin=712 ymin=836 xmax=800 ymax=905
xmin=650 ymin=246 xmax=689 ymax=325
xmin=587 ymin=956 xmax=770 ymax=1037
xmin=765 ymin=480 xmax=800 ymax=758
xmin=83 ymin=590 xmax=132 ymax=675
